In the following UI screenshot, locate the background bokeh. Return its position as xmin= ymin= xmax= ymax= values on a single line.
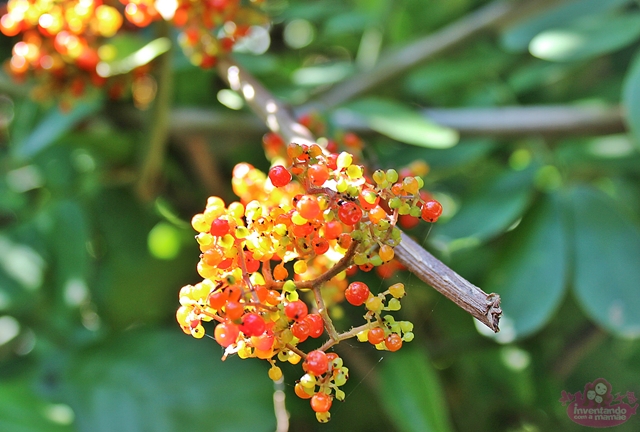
xmin=1 ymin=0 xmax=640 ymax=431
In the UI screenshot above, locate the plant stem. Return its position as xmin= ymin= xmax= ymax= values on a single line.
xmin=169 ymin=105 xmax=625 ymax=138
xmin=215 ymin=55 xmax=502 ymax=332
xmin=135 ymin=21 xmax=173 ymax=201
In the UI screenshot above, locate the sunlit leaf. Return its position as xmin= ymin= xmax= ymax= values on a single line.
xmin=485 ymin=193 xmax=568 ymax=339
xmin=61 ymin=329 xmax=275 ymax=432
xmin=337 ymin=98 xmax=459 ymax=148
xmin=378 ymin=347 xmax=454 ymax=432
xmin=529 ymin=13 xmax=640 ymax=62
xmin=571 ymin=186 xmax=640 ymax=338
xmin=500 ymin=0 xmax=630 ymax=52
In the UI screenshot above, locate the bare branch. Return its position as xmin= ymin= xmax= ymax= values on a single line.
xmin=300 ymin=0 xmax=534 ymax=112
xmin=214 ymin=55 xmax=501 ymax=332
xmin=170 ymin=105 xmax=625 ymax=138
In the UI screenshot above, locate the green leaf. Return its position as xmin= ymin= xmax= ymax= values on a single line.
xmin=61 ymin=329 xmax=275 ymax=432
xmin=622 ymin=48 xmax=640 ymax=151
xmin=0 ymin=379 xmax=74 ymax=432
xmin=433 ymin=166 xmax=537 ymax=248
xmin=98 ymin=37 xmax=171 ymax=77
xmin=337 ymin=98 xmax=459 ymax=148
xmin=378 ymin=347 xmax=454 ymax=432
xmin=92 ymin=189 xmax=193 ymax=328
xmin=571 ymin=186 xmax=640 ymax=338
xmin=529 ymin=13 xmax=640 ymax=62
xmin=485 ymin=193 xmax=568 ymax=338
xmin=500 ymin=0 xmax=631 ymax=52
xmin=13 ymin=97 xmax=104 ymax=160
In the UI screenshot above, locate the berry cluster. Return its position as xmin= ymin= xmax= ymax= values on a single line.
xmin=0 ymin=0 xmax=267 ymax=101
xmin=176 ymin=142 xmax=441 ymax=421
xmin=1 ymin=0 xmax=126 ymax=101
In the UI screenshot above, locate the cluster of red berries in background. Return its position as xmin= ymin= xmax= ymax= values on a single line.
xmin=0 ymin=0 xmax=267 ymax=102
xmin=176 ymin=141 xmax=441 ymax=422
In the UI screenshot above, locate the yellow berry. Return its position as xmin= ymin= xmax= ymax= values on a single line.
xmin=389 ymin=283 xmax=405 ymax=298
xmin=269 ymin=366 xmax=283 ymax=381
xmin=191 ymin=213 xmax=209 ymax=232
xmin=379 ymin=244 xmax=394 ymax=262
xmin=293 ymin=260 xmax=307 ymax=275
xmin=365 ymin=295 xmax=383 ymax=312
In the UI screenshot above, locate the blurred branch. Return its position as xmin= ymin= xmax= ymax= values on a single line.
xmin=216 ymin=57 xmax=314 ymax=145
xmin=215 ymin=55 xmax=501 ymax=332
xmin=300 ymin=0 xmax=561 ymax=113
xmin=170 ymin=105 xmax=625 ymax=138
xmin=135 ymin=22 xmax=173 ymax=201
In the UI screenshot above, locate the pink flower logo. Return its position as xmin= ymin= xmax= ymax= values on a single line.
xmin=560 ymin=378 xmax=638 ymax=428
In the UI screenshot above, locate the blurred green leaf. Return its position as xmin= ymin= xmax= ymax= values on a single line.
xmin=571 ymin=186 xmax=640 ymax=338
xmin=338 ymin=98 xmax=459 ymax=148
xmin=622 ymin=48 xmax=640 ymax=151
xmin=52 ymin=200 xmax=89 ymax=287
xmin=434 ymin=166 xmax=537 ymax=247
xmin=500 ymin=0 xmax=631 ymax=52
xmin=0 ymin=379 xmax=74 ymax=432
xmin=486 ymin=193 xmax=568 ymax=338
xmin=92 ymin=189 xmax=193 ymax=328
xmin=61 ymin=329 xmax=274 ymax=432
xmin=529 ymin=13 xmax=640 ymax=62
xmin=378 ymin=347 xmax=454 ymax=432
xmin=13 ymin=98 xmax=103 ymax=161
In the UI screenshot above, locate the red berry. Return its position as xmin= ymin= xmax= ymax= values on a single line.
xmin=244 ymin=252 xmax=260 ymax=273
xmin=307 ymin=164 xmax=330 ymax=186
xmin=310 ymin=392 xmax=332 ymax=412
xmin=297 ymin=195 xmax=321 ymax=220
xmin=209 ymin=218 xmax=230 ymax=236
xmin=269 ymin=165 xmax=292 ymax=187
xmin=338 ymin=201 xmax=362 ymax=225
xmin=421 ymin=200 xmax=442 ymax=223
xmin=323 ymin=220 xmax=343 ymax=240
xmin=208 ymin=290 xmax=228 ymax=309
xmin=214 ymin=321 xmax=239 ymax=347
xmin=239 ymin=312 xmax=266 ymax=337
xmin=304 ymin=313 xmax=324 ymax=338
xmin=367 ymin=327 xmax=385 ymax=345
xmin=225 ymin=300 xmax=244 ymax=320
xmin=252 ymin=331 xmax=274 ymax=351
xmin=312 ymin=237 xmax=329 ymax=255
xmin=304 ymin=350 xmax=329 ymax=375
xmin=285 ymin=300 xmax=308 ymax=321
xmin=345 ymin=281 xmax=370 ymax=306
xmin=385 ymin=333 xmax=403 ymax=352
xmin=398 ymin=214 xmax=420 ymax=229
xmin=291 ymin=320 xmax=310 ymax=342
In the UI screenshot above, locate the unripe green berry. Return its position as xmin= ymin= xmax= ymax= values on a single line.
xmin=387 ymin=298 xmax=401 ymax=311
xmin=386 ymin=169 xmax=399 ymax=183
xmin=402 ymin=332 xmax=415 ymax=342
xmin=389 ymin=197 xmax=402 ymax=209
xmin=283 ymin=280 xmax=297 ymax=292
xmin=398 ymin=203 xmax=411 ymax=215
xmin=409 ymin=205 xmax=422 ymax=217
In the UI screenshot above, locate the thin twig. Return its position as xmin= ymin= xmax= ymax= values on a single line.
xmin=300 ymin=0 xmax=521 ymax=112
xmin=169 ymin=105 xmax=625 ymax=138
xmin=215 ymin=55 xmax=501 ymax=332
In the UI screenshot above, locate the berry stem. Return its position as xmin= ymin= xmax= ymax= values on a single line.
xmin=318 ymin=322 xmax=374 ymax=352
